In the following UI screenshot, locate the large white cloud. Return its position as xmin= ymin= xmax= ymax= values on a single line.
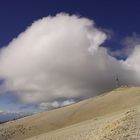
xmin=0 ymin=13 xmax=140 ymax=109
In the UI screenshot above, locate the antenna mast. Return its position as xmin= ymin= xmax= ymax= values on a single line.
xmin=115 ymin=74 xmax=120 ymax=88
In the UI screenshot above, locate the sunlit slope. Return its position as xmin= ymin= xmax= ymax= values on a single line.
xmin=1 ymin=87 xmax=140 ymax=140
xmin=27 ymin=107 xmax=140 ymax=140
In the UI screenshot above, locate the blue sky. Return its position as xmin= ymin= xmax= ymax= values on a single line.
xmin=0 ymin=0 xmax=140 ymax=113
xmin=0 ymin=0 xmax=140 ymax=50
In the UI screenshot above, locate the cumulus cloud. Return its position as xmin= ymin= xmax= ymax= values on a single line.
xmin=39 ymin=99 xmax=75 ymax=110
xmin=0 ymin=13 xmax=140 ymax=110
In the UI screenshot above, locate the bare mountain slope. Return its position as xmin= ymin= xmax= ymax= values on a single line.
xmin=1 ymin=87 xmax=140 ymax=140
xmin=27 ymin=107 xmax=140 ymax=140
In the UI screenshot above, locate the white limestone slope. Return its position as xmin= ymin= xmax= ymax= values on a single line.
xmin=1 ymin=87 xmax=140 ymax=140
xmin=27 ymin=107 xmax=140 ymax=140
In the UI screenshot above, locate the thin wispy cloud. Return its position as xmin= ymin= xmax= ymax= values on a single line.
xmin=109 ymin=33 xmax=140 ymax=58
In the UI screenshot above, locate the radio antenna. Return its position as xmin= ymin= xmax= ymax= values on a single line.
xmin=115 ymin=74 xmax=120 ymax=88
